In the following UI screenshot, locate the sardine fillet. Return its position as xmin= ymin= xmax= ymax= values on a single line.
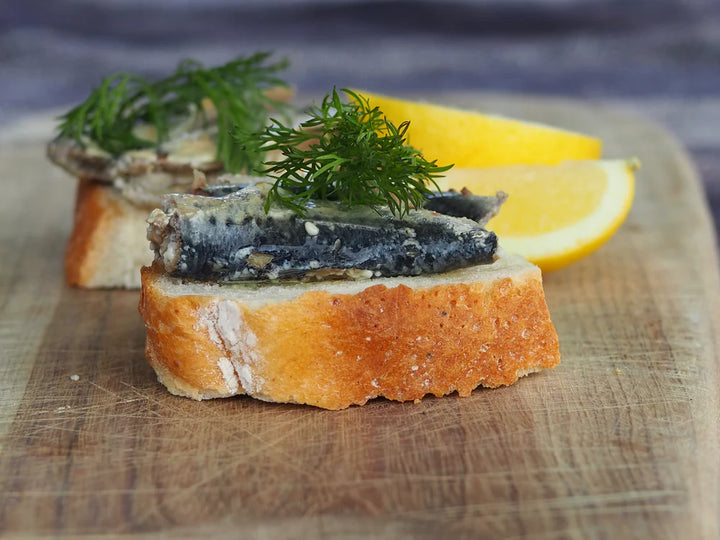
xmin=139 ymin=250 xmax=561 ymax=409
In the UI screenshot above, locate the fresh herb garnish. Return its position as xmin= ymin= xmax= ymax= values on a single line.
xmin=254 ymin=88 xmax=453 ymax=217
xmin=56 ymin=52 xmax=290 ymax=173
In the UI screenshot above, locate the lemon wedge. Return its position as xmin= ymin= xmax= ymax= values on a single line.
xmin=357 ymin=91 xmax=603 ymax=167
xmin=437 ymin=160 xmax=638 ymax=271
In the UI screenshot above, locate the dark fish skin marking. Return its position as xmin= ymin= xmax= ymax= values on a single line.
xmin=423 ymin=190 xmax=508 ymax=226
xmin=195 ymin=184 xmax=250 ymax=197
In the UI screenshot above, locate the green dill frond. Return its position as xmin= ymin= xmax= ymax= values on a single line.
xmin=255 ymin=88 xmax=453 ymax=217
xmin=56 ymin=52 xmax=291 ymax=173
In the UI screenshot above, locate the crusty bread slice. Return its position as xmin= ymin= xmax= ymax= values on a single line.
xmin=139 ymin=250 xmax=561 ymax=409
xmin=65 ymin=179 xmax=153 ymax=289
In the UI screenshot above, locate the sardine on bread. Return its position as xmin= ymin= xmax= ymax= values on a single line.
xmin=139 ymin=183 xmax=560 ymax=409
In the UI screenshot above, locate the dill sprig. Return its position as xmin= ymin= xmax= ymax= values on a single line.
xmin=56 ymin=52 xmax=291 ymax=173
xmin=256 ymin=88 xmax=452 ymax=217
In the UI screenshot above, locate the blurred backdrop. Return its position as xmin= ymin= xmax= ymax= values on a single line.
xmin=2 ymin=0 xmax=719 ymax=231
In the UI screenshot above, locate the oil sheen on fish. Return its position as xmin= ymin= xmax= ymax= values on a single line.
xmin=147 ymin=184 xmax=500 ymax=282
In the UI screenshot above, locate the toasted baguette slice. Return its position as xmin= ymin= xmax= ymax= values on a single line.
xmin=139 ymin=251 xmax=561 ymax=409
xmin=65 ymin=179 xmax=153 ymax=289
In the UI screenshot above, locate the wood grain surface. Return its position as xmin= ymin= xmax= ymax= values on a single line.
xmin=0 ymin=95 xmax=718 ymax=539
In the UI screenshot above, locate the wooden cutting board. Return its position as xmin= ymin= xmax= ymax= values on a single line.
xmin=1 ymin=95 xmax=718 ymax=539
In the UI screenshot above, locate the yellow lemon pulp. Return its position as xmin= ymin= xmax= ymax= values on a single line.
xmin=436 ymin=160 xmax=638 ymax=272
xmin=356 ymin=90 xmax=603 ymax=167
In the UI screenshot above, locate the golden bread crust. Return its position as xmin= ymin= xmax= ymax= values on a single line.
xmin=139 ymin=273 xmax=236 ymax=399
xmin=65 ymin=179 xmax=119 ymax=286
xmin=139 ymin=260 xmax=561 ymax=409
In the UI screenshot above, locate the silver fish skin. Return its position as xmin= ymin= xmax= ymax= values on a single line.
xmin=147 ymin=184 xmax=498 ymax=282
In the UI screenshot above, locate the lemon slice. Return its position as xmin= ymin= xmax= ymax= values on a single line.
xmin=437 ymin=160 xmax=638 ymax=271
xmin=356 ymin=91 xmax=603 ymax=167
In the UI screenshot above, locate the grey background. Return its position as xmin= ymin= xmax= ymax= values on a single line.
xmin=2 ymin=0 xmax=719 ymax=236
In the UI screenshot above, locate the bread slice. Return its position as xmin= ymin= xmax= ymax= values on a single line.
xmin=66 ymin=179 xmax=153 ymax=289
xmin=139 ymin=250 xmax=560 ymax=409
